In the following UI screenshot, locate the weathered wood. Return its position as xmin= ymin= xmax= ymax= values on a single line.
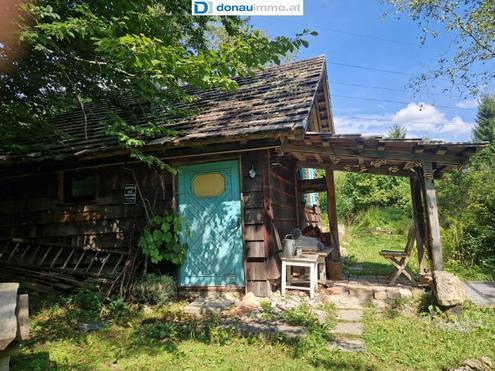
xmin=283 ymin=143 xmax=468 ymax=166
xmin=325 ymin=168 xmax=340 ymax=259
xmin=423 ymin=163 xmax=443 ymax=271
xmin=299 ymin=178 xmax=327 ymax=193
xmin=243 ymin=225 xmax=265 ymax=241
xmin=244 ymin=209 xmax=264 ymax=225
xmin=245 ymin=242 xmax=265 ymax=258
xmin=243 ymin=192 xmax=264 ymax=208
xmin=246 ymin=280 xmax=271 ymax=297
xmin=246 ymin=260 xmax=267 ymax=280
xmin=410 ymin=175 xmax=428 ymax=275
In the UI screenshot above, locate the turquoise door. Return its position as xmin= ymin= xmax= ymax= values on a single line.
xmin=178 ymin=160 xmax=244 ymax=287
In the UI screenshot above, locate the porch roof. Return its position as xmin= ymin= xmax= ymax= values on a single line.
xmin=282 ymin=132 xmax=487 ymax=178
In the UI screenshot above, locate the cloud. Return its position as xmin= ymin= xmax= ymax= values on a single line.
xmin=455 ymin=98 xmax=479 ymax=109
xmin=334 ymin=102 xmax=474 ymax=141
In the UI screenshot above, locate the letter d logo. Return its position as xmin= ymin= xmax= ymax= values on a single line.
xmin=193 ymin=1 xmax=209 ymax=14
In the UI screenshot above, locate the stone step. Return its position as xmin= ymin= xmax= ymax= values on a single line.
xmin=326 ymin=295 xmax=363 ymax=309
xmin=221 ymin=319 xmax=306 ymax=339
xmin=328 ymin=282 xmax=419 ymax=302
xmin=331 ymin=322 xmax=363 ymax=337
xmin=336 ymin=309 xmax=363 ymax=322
xmin=329 ymin=337 xmax=364 ymax=352
xmin=183 ymin=297 xmax=233 ymax=316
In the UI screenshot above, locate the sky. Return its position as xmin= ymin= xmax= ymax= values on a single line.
xmin=250 ymin=0 xmax=481 ymax=142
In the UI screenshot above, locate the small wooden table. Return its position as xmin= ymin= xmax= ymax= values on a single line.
xmin=281 ymin=254 xmax=319 ymax=299
xmin=281 ymin=249 xmax=333 ymax=299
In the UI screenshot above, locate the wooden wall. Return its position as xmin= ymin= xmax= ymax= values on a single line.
xmin=0 ymin=164 xmax=173 ymax=250
xmin=1 ymin=150 xmax=299 ymax=297
xmin=241 ymin=151 xmax=270 ymax=296
xmin=241 ymin=151 xmax=298 ymax=296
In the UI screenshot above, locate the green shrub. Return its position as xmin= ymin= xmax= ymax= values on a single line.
xmin=354 ymin=207 xmax=411 ymax=235
xmin=72 ymin=285 xmax=104 ymax=313
xmin=284 ymin=304 xmax=316 ymax=327
xmin=100 ymin=298 xmax=131 ymax=323
xmin=335 ymin=172 xmax=411 ymax=222
xmin=438 ymin=145 xmax=495 ymax=275
xmin=131 ymin=274 xmax=176 ymax=306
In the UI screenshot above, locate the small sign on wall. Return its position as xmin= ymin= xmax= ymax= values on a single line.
xmin=123 ymin=184 xmax=137 ymax=205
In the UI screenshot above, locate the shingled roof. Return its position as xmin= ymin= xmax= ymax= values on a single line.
xmin=34 ymin=56 xmax=329 ymax=160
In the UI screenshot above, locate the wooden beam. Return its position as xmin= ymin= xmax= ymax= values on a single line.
xmin=423 ymin=163 xmax=443 ymax=271
xmin=297 ymin=161 xmax=412 ymax=177
xmin=282 ymin=144 xmax=466 ymax=165
xmin=410 ymin=175 xmax=428 ymax=275
xmin=325 ymin=168 xmax=340 ymax=260
xmin=299 ymin=178 xmax=327 ymax=193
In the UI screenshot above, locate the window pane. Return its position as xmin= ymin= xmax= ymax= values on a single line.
xmin=192 ymin=173 xmax=225 ymax=197
xmin=63 ymin=171 xmax=97 ymax=202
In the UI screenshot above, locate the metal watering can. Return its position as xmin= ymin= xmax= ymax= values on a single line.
xmin=282 ymin=234 xmax=296 ymax=257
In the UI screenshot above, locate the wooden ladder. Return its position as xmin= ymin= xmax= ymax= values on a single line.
xmin=0 ymin=238 xmax=130 ymax=279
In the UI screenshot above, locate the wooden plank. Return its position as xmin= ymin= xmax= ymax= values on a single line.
xmin=283 ymin=144 xmax=467 ymax=165
xmin=245 ymin=241 xmax=265 ymax=258
xmin=243 ymin=191 xmax=264 ymax=208
xmin=244 ymin=209 xmax=264 ymax=225
xmin=410 ymin=175 xmax=428 ymax=275
xmin=246 ymin=260 xmax=267 ymax=280
xmin=243 ymin=224 xmax=265 ymax=241
xmin=242 ymin=176 xmax=263 ymax=192
xmin=423 ymin=163 xmax=443 ymax=271
xmin=325 ymin=168 xmax=340 ymax=259
xmin=246 ymin=280 xmax=271 ymax=297
xmin=299 ymin=178 xmax=327 ymax=193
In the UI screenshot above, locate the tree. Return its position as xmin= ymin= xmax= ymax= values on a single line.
xmin=473 ymin=96 xmax=495 ymax=143
xmin=0 ymin=1 xmax=314 ymax=170
xmin=386 ymin=0 xmax=495 ymax=96
xmin=386 ymin=123 xmax=407 ymax=139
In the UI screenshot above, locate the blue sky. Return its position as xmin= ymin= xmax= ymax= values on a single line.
xmin=250 ymin=0 xmax=481 ymax=142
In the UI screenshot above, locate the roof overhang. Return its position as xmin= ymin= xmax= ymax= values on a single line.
xmin=281 ymin=132 xmax=487 ymax=178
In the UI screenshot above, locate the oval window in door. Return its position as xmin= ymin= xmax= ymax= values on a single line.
xmin=192 ymin=173 xmax=225 ymax=197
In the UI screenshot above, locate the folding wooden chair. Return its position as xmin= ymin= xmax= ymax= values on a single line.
xmin=379 ymin=226 xmax=416 ymax=285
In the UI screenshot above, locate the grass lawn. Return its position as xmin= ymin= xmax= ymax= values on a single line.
xmin=340 ymin=207 xmax=493 ymax=281
xmin=10 ymin=208 xmax=494 ymax=370
xmin=10 ymin=290 xmax=495 ymax=370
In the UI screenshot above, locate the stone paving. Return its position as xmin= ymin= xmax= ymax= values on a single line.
xmin=463 ymin=281 xmax=495 ymax=307
xmin=328 ymin=295 xmax=365 ymax=351
xmin=181 ymin=276 xmax=425 ymax=353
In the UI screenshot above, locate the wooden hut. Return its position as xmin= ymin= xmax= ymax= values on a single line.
xmin=0 ymin=56 xmax=485 ymax=296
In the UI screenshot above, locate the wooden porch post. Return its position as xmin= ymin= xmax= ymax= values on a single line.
xmin=410 ymin=175 xmax=428 ymax=275
xmin=325 ymin=168 xmax=340 ymax=260
xmin=422 ymin=163 xmax=443 ymax=271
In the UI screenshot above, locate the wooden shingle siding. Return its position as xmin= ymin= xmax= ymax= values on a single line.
xmin=0 ymin=164 xmax=173 ymax=250
xmin=241 ymin=150 xmax=270 ymax=296
xmin=267 ymin=156 xmax=298 ymax=284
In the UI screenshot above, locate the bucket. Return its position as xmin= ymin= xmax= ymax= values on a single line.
xmin=282 ymin=235 xmax=296 ymax=257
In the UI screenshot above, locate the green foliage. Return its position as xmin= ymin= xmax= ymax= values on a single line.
xmin=354 ymin=206 xmax=411 ymax=235
xmin=138 ymin=214 xmax=188 ymax=265
xmin=284 ymin=304 xmax=317 ymax=327
xmin=438 ymin=98 xmax=495 ymax=274
xmin=473 ymin=95 xmax=495 ymax=143
xmin=387 ymin=122 xmax=407 ymax=139
xmin=14 ymin=289 xmax=495 ymax=370
xmin=336 ymin=172 xmax=411 ymax=222
xmin=131 ymin=274 xmax=177 ymax=306
xmin=0 ymin=1 xmax=314 ymax=166
xmin=438 ymin=144 xmax=495 ymax=274
xmin=387 ymin=0 xmax=495 ymax=95
xmin=341 ymin=208 xmax=418 ymax=277
xmin=100 ymin=298 xmax=132 ymax=324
